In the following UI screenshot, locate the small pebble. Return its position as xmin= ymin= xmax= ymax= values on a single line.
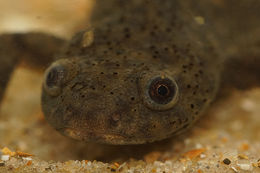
xmin=238 ymin=154 xmax=249 ymax=160
xmin=22 ymin=157 xmax=32 ymax=161
xmin=200 ymin=154 xmax=206 ymax=159
xmin=231 ymin=166 xmax=238 ymax=173
xmin=237 ymin=163 xmax=253 ymax=171
xmin=1 ymin=155 xmax=10 ymax=161
xmin=118 ymin=162 xmax=126 ymax=170
xmin=223 ymin=158 xmax=231 ymax=165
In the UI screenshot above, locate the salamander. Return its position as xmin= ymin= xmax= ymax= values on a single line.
xmin=0 ymin=0 xmax=259 ymax=144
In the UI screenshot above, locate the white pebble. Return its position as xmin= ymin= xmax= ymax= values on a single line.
xmin=200 ymin=154 xmax=206 ymax=159
xmin=237 ymin=163 xmax=253 ymax=171
xmin=231 ymin=166 xmax=238 ymax=173
xmin=22 ymin=157 xmax=32 ymax=161
xmin=1 ymin=155 xmax=10 ymax=161
xmin=87 ymin=161 xmax=92 ymax=166
xmin=118 ymin=162 xmax=126 ymax=170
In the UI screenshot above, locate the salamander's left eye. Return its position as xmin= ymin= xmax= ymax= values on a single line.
xmin=149 ymin=77 xmax=176 ymax=105
xmin=141 ymin=75 xmax=179 ymax=111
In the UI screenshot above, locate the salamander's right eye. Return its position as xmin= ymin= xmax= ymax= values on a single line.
xmin=44 ymin=64 xmax=66 ymax=96
xmin=43 ymin=59 xmax=79 ymax=96
xmin=46 ymin=65 xmax=66 ymax=88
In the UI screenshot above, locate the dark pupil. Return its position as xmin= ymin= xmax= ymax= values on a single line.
xmin=149 ymin=77 xmax=175 ymax=104
xmin=157 ymin=85 xmax=169 ymax=96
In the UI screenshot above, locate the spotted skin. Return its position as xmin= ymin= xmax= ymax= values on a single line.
xmin=1 ymin=0 xmax=260 ymax=144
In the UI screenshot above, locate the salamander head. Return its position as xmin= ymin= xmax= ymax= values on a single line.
xmin=42 ymin=51 xmax=218 ymax=144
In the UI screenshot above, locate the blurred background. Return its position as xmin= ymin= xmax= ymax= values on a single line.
xmin=0 ymin=0 xmax=93 ymax=38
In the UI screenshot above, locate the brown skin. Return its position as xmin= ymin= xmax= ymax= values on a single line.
xmin=42 ymin=54 xmax=218 ymax=144
xmin=0 ymin=0 xmax=260 ymax=144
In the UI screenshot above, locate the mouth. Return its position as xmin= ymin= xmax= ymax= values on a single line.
xmin=58 ymin=127 xmax=147 ymax=145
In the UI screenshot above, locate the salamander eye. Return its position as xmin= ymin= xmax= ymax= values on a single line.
xmin=142 ymin=76 xmax=179 ymax=111
xmin=44 ymin=64 xmax=67 ymax=96
xmin=149 ymin=77 xmax=176 ymax=104
xmin=43 ymin=59 xmax=79 ymax=96
xmin=46 ymin=65 xmax=66 ymax=88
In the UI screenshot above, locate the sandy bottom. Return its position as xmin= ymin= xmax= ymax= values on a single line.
xmin=0 ymin=66 xmax=259 ymax=173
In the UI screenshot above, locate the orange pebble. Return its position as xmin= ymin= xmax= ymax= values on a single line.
xmin=16 ymin=151 xmax=34 ymax=157
xmin=114 ymin=162 xmax=120 ymax=168
xmin=183 ymin=148 xmax=206 ymax=159
xmin=26 ymin=160 xmax=32 ymax=166
xmin=198 ymin=169 xmax=203 ymax=173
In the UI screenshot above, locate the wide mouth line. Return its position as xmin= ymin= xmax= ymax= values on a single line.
xmin=57 ymin=127 xmax=124 ymax=138
xmin=57 ymin=127 xmax=149 ymax=145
